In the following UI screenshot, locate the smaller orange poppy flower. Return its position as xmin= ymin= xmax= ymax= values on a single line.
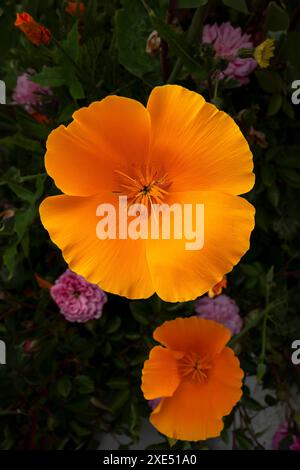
xmin=208 ymin=275 xmax=227 ymax=298
xmin=141 ymin=317 xmax=243 ymax=441
xmin=15 ymin=13 xmax=51 ymax=46
xmin=65 ymin=1 xmax=85 ymax=16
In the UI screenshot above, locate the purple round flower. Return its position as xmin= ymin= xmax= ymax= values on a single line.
xmin=12 ymin=69 xmax=52 ymax=113
xmin=195 ymin=294 xmax=243 ymax=335
xmin=51 ymin=269 xmax=107 ymax=323
xmin=202 ymin=22 xmax=257 ymax=84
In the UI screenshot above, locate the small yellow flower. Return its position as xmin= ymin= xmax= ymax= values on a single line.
xmin=254 ymin=38 xmax=275 ymax=69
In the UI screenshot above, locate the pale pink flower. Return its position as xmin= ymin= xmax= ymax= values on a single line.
xmin=203 ymin=22 xmax=257 ymax=84
xmin=195 ymin=294 xmax=243 ymax=336
xmin=12 ymin=70 xmax=52 ymax=113
xmin=51 ymin=270 xmax=107 ymax=323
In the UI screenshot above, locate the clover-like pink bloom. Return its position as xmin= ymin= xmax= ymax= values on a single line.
xmin=195 ymin=294 xmax=243 ymax=336
xmin=203 ymin=22 xmax=257 ymax=84
xmin=12 ymin=70 xmax=52 ymax=113
xmin=51 ymin=269 xmax=107 ymax=323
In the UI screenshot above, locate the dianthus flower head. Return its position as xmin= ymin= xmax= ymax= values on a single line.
xmin=50 ymin=269 xmax=107 ymax=323
xmin=12 ymin=70 xmax=52 ymax=114
xmin=203 ymin=22 xmax=257 ymax=84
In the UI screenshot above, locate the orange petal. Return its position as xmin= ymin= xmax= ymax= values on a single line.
xmin=207 ymin=347 xmax=244 ymax=417
xmin=146 ymin=191 xmax=255 ymax=302
xmin=153 ymin=317 xmax=230 ymax=359
xmin=147 ymin=85 xmax=254 ymax=196
xmin=39 ymin=193 xmax=154 ymax=299
xmin=45 ymin=96 xmax=150 ymax=196
xmin=150 ymin=379 xmax=224 ymax=441
xmin=141 ymin=346 xmax=183 ymax=400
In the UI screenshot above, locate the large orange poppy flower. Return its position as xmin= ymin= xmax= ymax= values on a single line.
xmin=40 ymin=85 xmax=255 ymax=302
xmin=141 ymin=316 xmax=243 ymax=441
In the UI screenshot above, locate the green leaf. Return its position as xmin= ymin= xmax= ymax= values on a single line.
xmin=31 ymin=67 xmax=66 ymax=87
xmin=235 ymin=430 xmax=253 ymax=449
xmin=61 ymin=22 xmax=80 ymax=62
xmin=106 ymin=378 xmax=129 ymax=390
xmin=255 ymin=70 xmax=282 ymax=94
xmin=276 ymin=150 xmax=300 ymax=169
xmin=74 ymin=375 xmax=95 ymax=394
xmin=14 ymin=206 xmax=36 ymax=241
xmin=266 ymin=2 xmax=289 ymax=32
xmin=70 ymin=421 xmax=91 ymax=437
xmin=68 ymin=76 xmax=85 ymax=100
xmin=267 ymin=185 xmax=280 ymax=207
xmin=261 ymin=164 xmax=276 ymax=187
xmin=57 ymin=103 xmax=78 ymax=123
xmin=106 ymin=316 xmax=122 ymax=334
xmin=7 ymin=182 xmax=35 ymax=204
xmin=222 ymin=0 xmax=249 ymax=14
xmin=149 ymin=10 xmax=205 ymax=77
xmin=3 ymin=243 xmax=18 ymax=278
xmin=14 ymin=134 xmax=43 ymax=154
xmin=130 ymin=301 xmax=151 ymax=325
xmin=57 ymin=377 xmax=72 ymax=398
xmin=278 ymin=167 xmax=300 ymax=189
xmin=242 ymin=397 xmax=264 ymax=411
xmin=267 ymin=93 xmax=282 ymax=116
xmin=110 ymin=389 xmax=130 ymax=412
xmin=178 ymin=0 xmax=208 ymax=7
xmin=281 ymin=98 xmax=295 ymax=119
xmin=287 ymin=33 xmax=300 ymax=74
xmin=116 ymin=0 xmax=160 ymax=82
xmin=167 ymin=437 xmax=178 ymax=447
xmin=257 ymin=362 xmax=267 ymax=381
xmin=266 ymin=265 xmax=274 ymax=284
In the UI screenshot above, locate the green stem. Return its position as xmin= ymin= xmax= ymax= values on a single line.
xmin=19 ymin=173 xmax=46 ymax=183
xmin=167 ymin=2 xmax=210 ymax=84
xmin=260 ymin=271 xmax=272 ymax=361
xmin=228 ymin=300 xmax=283 ymax=348
xmin=52 ymin=36 xmax=83 ymax=81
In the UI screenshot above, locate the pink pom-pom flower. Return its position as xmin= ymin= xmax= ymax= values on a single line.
xmin=202 ymin=22 xmax=257 ymax=84
xmin=51 ymin=269 xmax=107 ymax=323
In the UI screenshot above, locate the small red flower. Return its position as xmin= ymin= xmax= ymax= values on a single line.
xmin=15 ymin=13 xmax=51 ymax=46
xmin=30 ymin=112 xmax=50 ymax=124
xmin=65 ymin=2 xmax=85 ymax=16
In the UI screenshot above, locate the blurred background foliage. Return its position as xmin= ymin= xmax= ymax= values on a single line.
xmin=0 ymin=0 xmax=300 ymax=450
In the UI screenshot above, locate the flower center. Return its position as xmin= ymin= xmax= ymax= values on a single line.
xmin=113 ymin=166 xmax=171 ymax=207
xmin=178 ymin=352 xmax=212 ymax=383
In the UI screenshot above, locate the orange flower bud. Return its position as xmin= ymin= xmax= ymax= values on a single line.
xmin=15 ymin=13 xmax=51 ymax=46
xmin=65 ymin=2 xmax=85 ymax=16
xmin=30 ymin=112 xmax=50 ymax=124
